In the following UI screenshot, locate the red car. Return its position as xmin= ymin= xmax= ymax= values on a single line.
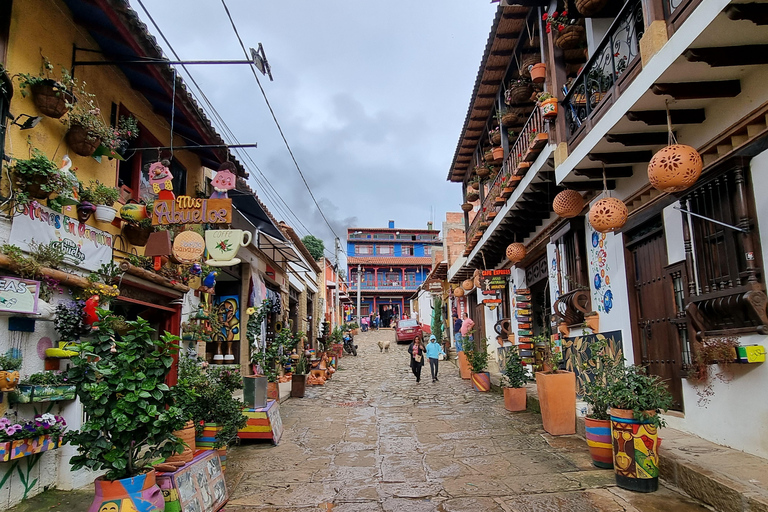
xmin=395 ymin=318 xmax=422 ymax=344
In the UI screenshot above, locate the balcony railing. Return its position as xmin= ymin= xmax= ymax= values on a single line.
xmin=465 ymin=107 xmax=548 ymax=245
xmin=350 ymin=280 xmax=419 ymax=291
xmin=562 ymin=0 xmax=645 ymax=141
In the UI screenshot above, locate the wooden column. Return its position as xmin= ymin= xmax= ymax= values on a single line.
xmin=733 ymin=166 xmax=760 ymax=286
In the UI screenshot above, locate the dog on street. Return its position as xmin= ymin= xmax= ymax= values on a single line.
xmin=378 ymin=339 xmax=390 ymax=353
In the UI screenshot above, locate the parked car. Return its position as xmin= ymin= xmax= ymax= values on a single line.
xmin=395 ymin=318 xmax=422 ymax=344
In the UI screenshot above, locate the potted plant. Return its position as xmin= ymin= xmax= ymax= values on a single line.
xmin=123 ymin=217 xmax=154 ymax=247
xmin=534 ymin=333 xmax=576 ymax=435
xmin=580 ymin=339 xmax=624 ymax=468
xmin=10 ymin=149 xmax=77 ymax=206
xmin=0 ymin=353 xmax=22 ymax=392
xmin=530 ymin=62 xmax=547 ymax=83
xmin=543 ymin=10 xmax=585 ymax=50
xmin=607 ymin=365 xmax=674 ymax=492
xmin=54 ymin=300 xmax=89 ymax=349
xmin=501 ymin=347 xmax=528 ymax=411
xmin=291 ymin=351 xmax=309 ymax=398
xmin=16 ymin=57 xmax=76 ymax=119
xmin=475 ymin=164 xmax=491 ymax=179
xmin=64 ymin=314 xmax=187 ymax=511
xmin=505 ymin=77 xmax=533 ymax=105
xmin=98 ymin=115 xmax=139 ymax=159
xmin=537 ymin=92 xmax=558 ymax=119
xmin=13 ymin=371 xmax=76 ymax=403
xmin=0 ymin=414 xmax=67 ymax=462
xmin=465 ymin=338 xmax=490 ymax=392
xmin=466 ymin=189 xmax=480 ymax=203
xmin=81 ymin=180 xmax=120 ymax=223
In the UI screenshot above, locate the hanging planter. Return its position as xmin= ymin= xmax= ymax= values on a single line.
xmin=30 ymin=79 xmax=75 ymax=119
xmin=94 ymin=205 xmax=117 ymax=223
xmin=507 ymin=83 xmax=533 ymax=104
xmin=647 ymin=144 xmax=703 ymax=193
xmin=466 ymin=191 xmax=480 ymax=203
xmin=490 ymin=130 xmax=501 ymax=145
xmin=506 ymin=242 xmax=526 ymax=264
xmin=469 ymin=181 xmax=480 ymax=191
xmin=520 ymin=53 xmax=542 ymax=78
xmin=530 ymin=63 xmax=547 ymax=84
xmin=501 ymin=111 xmax=520 ymax=126
xmin=461 ymin=202 xmax=474 ymax=212
xmin=575 ymin=0 xmax=610 ymax=17
xmin=540 ymin=97 xmax=558 ymax=119
xmin=589 ymin=197 xmax=628 ymax=233
xmin=476 ymin=165 xmax=491 ymax=179
xmin=556 ymin=26 xmax=586 ymax=50
xmin=65 ymin=124 xmax=101 ymax=157
xmin=492 ymin=146 xmax=504 ymax=161
xmin=123 ymin=223 xmax=152 ymax=246
xmin=553 ymin=189 xmax=584 ymax=218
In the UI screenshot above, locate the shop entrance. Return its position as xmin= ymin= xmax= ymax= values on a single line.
xmin=378 ymin=303 xmax=400 ymax=328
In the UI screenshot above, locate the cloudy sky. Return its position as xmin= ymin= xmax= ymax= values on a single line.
xmin=135 ymin=1 xmax=497 ymax=255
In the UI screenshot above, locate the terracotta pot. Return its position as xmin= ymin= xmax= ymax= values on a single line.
xmin=609 ymin=408 xmax=660 ymax=492
xmin=492 ymin=147 xmax=504 ymax=161
xmin=30 ymin=79 xmax=74 ymax=119
xmin=647 ymin=144 xmax=702 ymax=193
xmin=503 ymin=386 xmax=526 ymax=412
xmin=0 ymin=371 xmax=20 ymax=392
xmin=166 ymin=420 xmax=196 ymax=465
xmin=458 ymin=351 xmax=471 ymax=380
xmin=535 ymin=371 xmax=576 ymax=435
xmin=530 ymin=63 xmax=547 ymax=83
xmin=88 ymin=470 xmax=164 ymax=512
xmin=291 ymin=373 xmax=307 ymax=398
xmin=267 ymin=381 xmax=279 ymax=400
xmin=585 ymin=417 xmax=613 ymax=468
xmin=471 ymin=372 xmax=490 ymax=392
xmin=65 ymin=124 xmax=101 ymax=157
xmin=540 ymin=97 xmax=558 ymax=119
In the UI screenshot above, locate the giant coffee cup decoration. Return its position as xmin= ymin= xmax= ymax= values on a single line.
xmin=205 ymin=229 xmax=252 ymax=266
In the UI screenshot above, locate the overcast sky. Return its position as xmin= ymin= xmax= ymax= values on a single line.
xmin=134 ymin=1 xmax=497 ymax=256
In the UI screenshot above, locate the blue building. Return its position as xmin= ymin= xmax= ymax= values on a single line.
xmin=347 ymin=220 xmax=442 ymax=327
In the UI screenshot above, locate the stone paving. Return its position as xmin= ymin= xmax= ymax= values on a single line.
xmin=223 ymin=329 xmax=711 ymax=512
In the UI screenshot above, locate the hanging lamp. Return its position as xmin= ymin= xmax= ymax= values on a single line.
xmin=553 ymin=189 xmax=584 ymax=218
xmin=647 ymin=101 xmax=702 ymax=192
xmin=588 ymin=165 xmax=627 ymax=233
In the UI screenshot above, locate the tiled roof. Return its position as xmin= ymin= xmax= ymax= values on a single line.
xmin=347 ymin=257 xmax=433 ymax=266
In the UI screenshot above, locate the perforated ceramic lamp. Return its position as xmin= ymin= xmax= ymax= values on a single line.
xmin=462 ymin=279 xmax=474 ymax=291
xmin=553 ymin=190 xmax=584 ymax=218
xmin=647 ymin=144 xmax=702 ymax=193
xmin=506 ymin=243 xmax=526 ymax=264
xmin=589 ymin=197 xmax=628 ymax=233
xmin=454 ymin=287 xmax=465 ymax=298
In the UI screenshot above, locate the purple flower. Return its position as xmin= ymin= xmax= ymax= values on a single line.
xmin=0 ymin=418 xmax=9 ymax=428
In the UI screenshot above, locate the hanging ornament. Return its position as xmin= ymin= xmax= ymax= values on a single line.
xmin=648 ymin=144 xmax=702 ymax=192
xmin=552 ymin=190 xmax=584 ymax=218
xmin=506 ymin=243 xmax=526 ymax=264
xmin=148 ymin=160 xmax=175 ymax=200
xmin=210 ymin=162 xmax=237 ymax=199
xmin=589 ymin=197 xmax=628 ymax=233
xmin=473 ymin=269 xmax=483 ymax=289
xmin=462 ymin=279 xmax=475 ymax=291
xmin=454 ymin=286 xmax=465 ymax=298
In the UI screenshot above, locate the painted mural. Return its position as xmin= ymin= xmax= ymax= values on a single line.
xmin=587 ymin=225 xmax=615 ymax=315
xmin=563 ymin=330 xmax=623 ymax=395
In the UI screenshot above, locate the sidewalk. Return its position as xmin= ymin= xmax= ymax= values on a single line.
xmin=466 ymin=359 xmax=768 ymax=512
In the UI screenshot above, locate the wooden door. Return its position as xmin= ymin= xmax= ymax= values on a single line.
xmin=625 ymin=218 xmax=684 ymax=411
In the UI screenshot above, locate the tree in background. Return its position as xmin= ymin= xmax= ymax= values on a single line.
xmin=302 ymin=235 xmax=325 ymax=261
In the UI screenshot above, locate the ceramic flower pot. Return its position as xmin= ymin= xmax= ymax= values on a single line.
xmin=166 ymin=420 xmax=196 ymax=465
xmin=610 ymin=408 xmax=660 ymax=492
xmin=535 ymin=371 xmax=576 ymax=435
xmin=205 ymin=229 xmax=252 ymax=266
xmin=458 ymin=352 xmax=471 ymax=380
xmin=94 ymin=205 xmax=117 ymax=223
xmin=88 ymin=470 xmax=164 ymax=512
xmin=471 ymin=372 xmax=491 ymax=392
xmin=530 ymin=63 xmax=547 ymax=83
xmin=77 ymin=202 xmax=96 ymax=222
xmin=585 ymin=417 xmax=613 ymax=468
xmin=503 ymin=386 xmax=526 ymax=412
xmin=291 ymin=374 xmax=307 ymax=398
xmin=540 ymin=97 xmax=558 ymax=118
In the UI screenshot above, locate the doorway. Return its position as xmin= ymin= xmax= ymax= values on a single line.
xmin=625 ymin=216 xmax=685 ymax=411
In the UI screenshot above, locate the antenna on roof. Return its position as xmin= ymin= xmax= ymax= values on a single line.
xmin=250 ymin=44 xmax=273 ymax=81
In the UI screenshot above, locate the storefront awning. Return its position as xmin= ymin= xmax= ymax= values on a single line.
xmin=230 ymin=191 xmax=285 ymax=241
xmin=258 ymin=232 xmax=310 ymax=271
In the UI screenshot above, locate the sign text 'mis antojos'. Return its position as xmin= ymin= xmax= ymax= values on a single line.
xmin=152 ymin=196 xmax=232 ymax=226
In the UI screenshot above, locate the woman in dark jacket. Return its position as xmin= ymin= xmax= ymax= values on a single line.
xmin=408 ymin=337 xmax=426 ymax=383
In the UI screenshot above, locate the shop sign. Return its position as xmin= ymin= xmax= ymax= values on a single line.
xmin=9 ymin=204 xmax=113 ymax=272
xmin=426 ymin=280 xmax=443 ymax=292
xmin=152 ymin=196 xmax=232 ymax=225
xmin=172 ymin=231 xmax=206 ymax=263
xmin=481 ymin=269 xmax=511 ymax=277
xmin=0 ymin=277 xmax=39 ymax=314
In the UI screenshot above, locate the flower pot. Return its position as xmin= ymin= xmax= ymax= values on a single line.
xmin=88 ymin=470 xmax=164 ymax=512
xmin=331 ymin=343 xmax=344 ymax=359
xmin=267 ymin=381 xmax=279 ymax=400
xmin=22 ymin=175 xmax=51 ymax=200
xmin=123 ymin=223 xmax=152 ymax=246
xmin=535 ymin=371 xmax=576 ymax=435
xmin=291 ymin=373 xmax=307 ymax=398
xmin=575 ymin=0 xmax=610 ymax=16
xmin=469 ymin=181 xmax=480 ymax=191
xmin=492 ymin=147 xmax=504 ymax=161
xmin=217 ymin=447 xmax=228 ymax=471
xmin=196 ymin=422 xmax=221 ymax=449
xmin=609 ymin=408 xmax=660 ymax=492
xmin=166 ymin=420 xmax=196 ymax=465
xmin=30 ymin=79 xmax=74 ymax=119
xmin=490 ymin=131 xmax=501 ymax=145
xmin=585 ymin=417 xmax=613 ymax=468
xmin=471 ymin=372 xmax=491 ymax=391
xmin=65 ymin=124 xmax=101 ymax=157
xmin=0 ymin=435 xmax=63 ymax=462
xmin=507 ymin=84 xmax=533 ymax=105
xmin=457 ymin=351 xmax=471 ymax=380
xmin=12 ymin=384 xmax=76 ymax=403
xmin=520 ymin=53 xmax=541 ymax=78
xmin=556 ymin=26 xmax=586 ymax=51
xmin=94 ymin=205 xmax=117 ymax=223
xmin=501 ymin=112 xmax=519 ymax=126
xmin=504 ymin=386 xmax=526 ymax=411
xmin=540 ymin=97 xmax=558 ymax=119
xmin=530 ymin=63 xmax=547 ymax=83
xmin=476 ymin=166 xmax=491 ymax=179
xmin=461 ymin=203 xmax=474 ymax=213
xmin=466 ymin=191 xmax=479 ymax=203
xmin=0 ymin=370 xmax=20 ymax=392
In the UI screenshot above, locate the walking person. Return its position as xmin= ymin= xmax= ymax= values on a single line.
xmin=408 ymin=336 xmax=426 ymax=383
xmin=426 ymin=334 xmax=446 ymax=382
xmin=453 ymin=314 xmax=463 ymax=353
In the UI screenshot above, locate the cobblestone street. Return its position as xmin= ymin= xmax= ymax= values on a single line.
xmin=224 ymin=329 xmax=709 ymax=512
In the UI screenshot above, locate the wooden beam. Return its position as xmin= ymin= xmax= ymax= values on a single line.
xmin=496 ymin=31 xmax=523 ymax=39
xmin=684 ymin=45 xmax=768 ymax=67
xmin=725 ymin=4 xmax=768 ymax=25
xmin=485 ymin=65 xmax=508 ymax=72
xmin=626 ymin=109 xmax=706 ymax=125
xmin=588 ymin=151 xmax=653 ymax=165
xmin=651 ymin=80 xmax=741 ymax=100
xmin=574 ymin=166 xmax=634 ymax=179
xmin=606 ymin=132 xmax=669 ymax=146
xmin=562 ymin=180 xmax=616 ymax=191
xmin=491 ymin=49 xmax=515 ymax=57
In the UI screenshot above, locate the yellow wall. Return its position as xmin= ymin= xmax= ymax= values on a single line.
xmin=4 ymin=0 xmax=205 ymax=252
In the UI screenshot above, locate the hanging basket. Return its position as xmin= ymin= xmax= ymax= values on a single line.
xmin=530 ymin=63 xmax=547 ymax=84
xmin=647 ymin=144 xmax=703 ymax=193
xmin=506 ymin=243 xmax=526 ymax=264
xmin=553 ymin=190 xmax=584 ymax=218
xmin=22 ymin=175 xmax=52 ymax=200
xmin=454 ymin=286 xmax=465 ymax=298
xmin=462 ymin=279 xmax=475 ymax=291
xmin=501 ymin=112 xmax=520 ymax=126
xmin=469 ymin=181 xmax=480 ymax=191
xmin=520 ymin=53 xmax=542 ymax=78
xmin=30 ymin=79 xmax=75 ymax=119
xmin=466 ymin=191 xmax=479 ymax=202
xmin=556 ymin=26 xmax=586 ymax=51
xmin=507 ymin=83 xmax=533 ymax=105
xmin=65 ymin=124 xmax=101 ymax=157
xmin=461 ymin=202 xmax=474 ymax=212
xmin=123 ymin=223 xmax=153 ymax=247
xmin=490 ymin=131 xmax=501 ymax=145
xmin=540 ymin=97 xmax=558 ymax=119
xmin=589 ymin=197 xmax=628 ymax=233
xmin=476 ymin=166 xmax=491 ymax=179
xmin=575 ymin=0 xmax=610 ymax=17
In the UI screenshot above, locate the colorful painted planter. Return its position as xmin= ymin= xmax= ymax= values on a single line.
xmin=0 ymin=434 xmax=63 ymax=462
xmin=166 ymin=420 xmax=196 ymax=465
xmin=503 ymin=386 xmax=526 ymax=412
xmin=535 ymin=371 xmax=576 ymax=436
xmin=458 ymin=352 xmax=471 ymax=380
xmin=12 ymin=384 xmax=76 ymax=403
xmin=471 ymin=372 xmax=490 ymax=392
xmin=610 ymin=408 xmax=660 ymax=492
xmin=585 ymin=417 xmax=613 ymax=468
xmin=88 ymin=469 xmax=164 ymax=512
xmin=195 ymin=424 xmax=229 ymax=471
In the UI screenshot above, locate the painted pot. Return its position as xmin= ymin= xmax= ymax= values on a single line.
xmin=94 ymin=205 xmax=117 ymax=223
xmin=166 ymin=420 xmax=196 ymax=465
xmin=540 ymin=97 xmax=558 ymax=118
xmin=610 ymin=408 xmax=660 ymax=492
xmin=88 ymin=469 xmax=164 ymax=512
xmin=535 ymin=371 xmax=576 ymax=435
xmin=458 ymin=351 xmax=471 ymax=380
xmin=13 ymin=384 xmax=76 ymax=403
xmin=0 ymin=434 xmax=63 ymax=462
xmin=503 ymin=386 xmax=526 ymax=412
xmin=471 ymin=372 xmax=491 ymax=392
xmin=267 ymin=381 xmax=279 ymax=400
xmin=585 ymin=417 xmax=613 ymax=468
xmin=0 ymin=370 xmax=20 ymax=392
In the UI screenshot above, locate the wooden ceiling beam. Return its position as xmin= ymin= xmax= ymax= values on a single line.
xmin=574 ymin=166 xmax=634 ymax=179
xmin=725 ymin=4 xmax=768 ymax=26
xmin=684 ymin=45 xmax=768 ymax=67
xmin=588 ymin=151 xmax=653 ymax=165
xmin=626 ymin=109 xmax=706 ymax=125
xmin=562 ymin=180 xmax=616 ymax=191
xmin=651 ymin=80 xmax=741 ymax=100
xmin=605 ymin=132 xmax=669 ymax=146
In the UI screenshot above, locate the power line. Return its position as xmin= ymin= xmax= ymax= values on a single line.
xmin=219 ymin=0 xmax=341 ymax=241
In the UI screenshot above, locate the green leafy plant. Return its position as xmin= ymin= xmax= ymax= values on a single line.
xmin=465 ymin=338 xmax=490 ymax=373
xmin=20 ymin=370 xmax=69 ymax=386
xmin=80 ymin=180 xmax=119 ymax=206
xmin=88 ymin=262 xmax=122 ymax=284
xmin=10 ymin=149 xmax=77 ymax=207
xmin=29 ymin=240 xmax=66 ymax=269
xmin=535 ymin=333 xmax=561 ymax=373
xmin=0 ymin=353 xmax=22 ymax=371
xmin=608 ymin=365 xmax=674 ymax=428
xmin=580 ymin=339 xmax=625 ymax=420
xmin=64 ymin=314 xmax=187 ymax=480
xmin=16 ymin=57 xmax=74 ymax=97
xmin=295 ymin=351 xmax=309 ymax=375
xmin=54 ymin=300 xmax=89 ymax=341
xmin=301 ymin=235 xmax=325 ymax=261
xmin=501 ymin=347 xmax=529 ymax=388
xmin=431 ymin=296 xmax=444 ymax=343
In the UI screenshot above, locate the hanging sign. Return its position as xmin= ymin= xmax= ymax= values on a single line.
xmin=9 ymin=204 xmax=113 ymax=271
xmin=426 ymin=280 xmax=444 ymax=292
xmin=172 ymin=231 xmax=206 ymax=263
xmin=152 ymin=196 xmax=232 ymax=225
xmin=0 ymin=277 xmax=40 ymax=314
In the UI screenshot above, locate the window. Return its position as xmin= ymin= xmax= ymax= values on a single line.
xmin=374 ymin=233 xmax=394 ymax=240
xmin=417 ymin=234 xmax=436 ymax=240
xmin=376 ymin=245 xmax=393 ymax=255
xmin=405 ymin=271 xmax=416 ymax=284
xmin=355 ymin=245 xmax=373 ymax=255
xmin=397 ymin=234 xmax=414 ymax=240
xmin=402 ymin=245 xmax=413 ymax=256
xmin=349 ymin=232 xmax=368 ymax=239
xmin=550 ymin=220 xmax=590 ymax=326
xmin=424 ymin=246 xmax=432 ymax=256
